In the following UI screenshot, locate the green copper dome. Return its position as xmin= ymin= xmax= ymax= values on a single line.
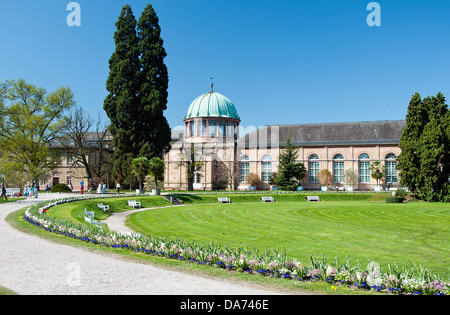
xmin=185 ymin=92 xmax=240 ymax=120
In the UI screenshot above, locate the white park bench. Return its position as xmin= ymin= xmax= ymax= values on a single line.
xmin=97 ymin=203 xmax=110 ymax=213
xmin=84 ymin=216 xmax=103 ymax=228
xmin=6 ymin=188 xmax=20 ymax=197
xmin=128 ymin=200 xmax=141 ymax=208
xmin=218 ymin=197 xmax=231 ymax=203
xmin=307 ymin=196 xmax=321 ymax=202
xmin=84 ymin=208 xmax=95 ymax=220
xmin=262 ymin=196 xmax=275 ymax=202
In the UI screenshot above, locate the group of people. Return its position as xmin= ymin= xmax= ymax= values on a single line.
xmin=97 ymin=181 xmax=107 ymax=194
xmin=95 ymin=182 xmax=121 ymax=194
xmin=22 ymin=181 xmax=41 ymax=199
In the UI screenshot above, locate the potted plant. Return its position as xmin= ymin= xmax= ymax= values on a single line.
xmin=344 ymin=169 xmax=358 ymax=192
xmin=318 ymin=169 xmax=332 ymax=191
xmin=246 ymin=173 xmax=261 ymax=191
xmin=370 ymin=160 xmax=385 ymax=191
xmin=131 ymin=157 xmax=150 ymax=194
xmin=148 ymin=157 xmax=165 ymax=196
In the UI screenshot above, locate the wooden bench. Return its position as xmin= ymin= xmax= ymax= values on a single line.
xmin=84 ymin=216 xmax=103 ymax=228
xmin=128 ymin=200 xmax=141 ymax=208
xmin=306 ymin=196 xmax=321 ymax=202
xmin=6 ymin=188 xmax=20 ymax=197
xmin=84 ymin=208 xmax=95 ymax=219
xmin=218 ymin=197 xmax=231 ymax=203
xmin=262 ymin=196 xmax=275 ymax=202
xmin=97 ymin=203 xmax=110 ymax=213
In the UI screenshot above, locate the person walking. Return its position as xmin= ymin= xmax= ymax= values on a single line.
xmin=102 ymin=182 xmax=107 ymax=195
xmin=116 ymin=182 xmax=121 ymax=194
xmin=97 ymin=182 xmax=102 ymax=194
xmin=1 ymin=184 xmax=7 ymax=200
xmin=46 ymin=182 xmax=51 ymax=193
xmin=80 ymin=180 xmax=85 ymax=195
xmin=34 ymin=181 xmax=39 ymax=199
xmin=23 ymin=185 xmax=28 ymax=197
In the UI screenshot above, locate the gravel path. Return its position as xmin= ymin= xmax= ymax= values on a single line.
xmin=0 ymin=194 xmax=282 ymax=295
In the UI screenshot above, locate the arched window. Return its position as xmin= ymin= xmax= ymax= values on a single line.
xmin=359 ymin=154 xmax=370 ymax=183
xmin=309 ymin=154 xmax=320 ymax=183
xmin=261 ymin=155 xmax=272 ymax=183
xmin=385 ymin=154 xmax=398 ymax=183
xmin=333 ymin=154 xmax=344 ymax=183
xmin=240 ymin=155 xmax=250 ymax=183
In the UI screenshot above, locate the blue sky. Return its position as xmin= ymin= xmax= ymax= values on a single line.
xmin=1 ymin=0 xmax=450 ymax=132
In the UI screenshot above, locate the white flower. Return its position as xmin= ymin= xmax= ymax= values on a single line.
xmin=326 ymin=265 xmax=337 ymax=277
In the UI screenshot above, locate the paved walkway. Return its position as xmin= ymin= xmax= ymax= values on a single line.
xmin=0 ymin=194 xmax=282 ymax=295
xmin=102 ymin=204 xmax=180 ymax=235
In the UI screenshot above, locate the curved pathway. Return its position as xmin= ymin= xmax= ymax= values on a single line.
xmin=102 ymin=204 xmax=180 ymax=235
xmin=0 ymin=194 xmax=283 ymax=295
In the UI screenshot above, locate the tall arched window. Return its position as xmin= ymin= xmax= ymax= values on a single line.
xmin=333 ymin=154 xmax=344 ymax=183
xmin=359 ymin=154 xmax=371 ymax=183
xmin=385 ymin=154 xmax=398 ymax=183
xmin=240 ymin=155 xmax=250 ymax=183
xmin=309 ymin=154 xmax=320 ymax=183
xmin=261 ymin=155 xmax=272 ymax=183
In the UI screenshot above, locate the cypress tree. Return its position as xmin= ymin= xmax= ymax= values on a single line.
xmin=417 ymin=94 xmax=449 ymax=201
xmin=137 ymin=3 xmax=171 ymax=159
xmin=398 ymin=93 xmax=450 ymax=201
xmin=397 ymin=93 xmax=429 ymax=193
xmin=104 ymin=5 xmax=141 ymax=184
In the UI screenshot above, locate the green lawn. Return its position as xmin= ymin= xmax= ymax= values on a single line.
xmin=128 ymin=199 xmax=450 ymax=279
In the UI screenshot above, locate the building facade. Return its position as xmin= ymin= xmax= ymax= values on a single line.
xmin=164 ymin=90 xmax=405 ymax=191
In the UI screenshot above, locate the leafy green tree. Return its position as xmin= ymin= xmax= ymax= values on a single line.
xmin=137 ymin=4 xmax=172 ymax=159
xmin=131 ymin=157 xmax=150 ymax=190
xmin=104 ymin=4 xmax=141 ymax=184
xmin=148 ymin=157 xmax=165 ymax=191
xmin=273 ymin=135 xmax=306 ymax=191
xmin=0 ymin=79 xmax=74 ymax=182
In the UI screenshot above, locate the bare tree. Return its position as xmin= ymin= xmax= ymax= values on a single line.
xmin=61 ymin=107 xmax=113 ymax=189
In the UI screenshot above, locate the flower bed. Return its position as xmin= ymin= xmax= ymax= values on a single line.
xmin=23 ymin=196 xmax=449 ymax=295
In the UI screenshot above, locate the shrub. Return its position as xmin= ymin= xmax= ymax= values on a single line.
xmin=395 ymin=189 xmax=408 ymax=198
xmin=246 ymin=173 xmax=262 ymax=189
xmin=386 ymin=197 xmax=404 ymax=203
xmin=51 ymin=183 xmax=72 ymax=193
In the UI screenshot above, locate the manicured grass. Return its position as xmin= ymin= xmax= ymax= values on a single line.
xmin=128 ymin=199 xmax=450 ymax=279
